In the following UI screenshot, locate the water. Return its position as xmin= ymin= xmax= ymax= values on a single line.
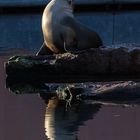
xmin=1 ymin=49 xmax=140 ymax=140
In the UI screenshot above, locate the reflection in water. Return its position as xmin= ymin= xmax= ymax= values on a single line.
xmin=7 ymin=80 xmax=140 ymax=105
xmin=6 ymin=78 xmax=140 ymax=140
xmin=40 ymin=94 xmax=101 ymax=140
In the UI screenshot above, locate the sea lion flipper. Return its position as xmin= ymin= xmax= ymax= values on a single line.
xmin=61 ymin=16 xmax=103 ymax=49
xmin=62 ymin=27 xmax=78 ymax=52
xmin=36 ymin=42 xmax=54 ymax=56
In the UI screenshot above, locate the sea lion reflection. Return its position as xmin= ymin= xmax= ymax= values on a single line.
xmin=40 ymin=94 xmax=101 ymax=140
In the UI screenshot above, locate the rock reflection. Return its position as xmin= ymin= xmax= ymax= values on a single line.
xmin=40 ymin=94 xmax=101 ymax=140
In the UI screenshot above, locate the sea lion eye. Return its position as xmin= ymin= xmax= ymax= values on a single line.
xmin=68 ymin=0 xmax=72 ymax=5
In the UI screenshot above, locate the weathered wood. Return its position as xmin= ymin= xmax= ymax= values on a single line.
xmin=5 ymin=44 xmax=140 ymax=81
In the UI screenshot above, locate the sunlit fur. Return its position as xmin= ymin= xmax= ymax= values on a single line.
xmin=38 ymin=0 xmax=102 ymax=55
xmin=42 ymin=0 xmax=74 ymax=53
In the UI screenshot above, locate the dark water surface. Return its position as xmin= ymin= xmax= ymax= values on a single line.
xmin=1 ymin=50 xmax=140 ymax=140
xmin=0 ymin=52 xmax=47 ymax=140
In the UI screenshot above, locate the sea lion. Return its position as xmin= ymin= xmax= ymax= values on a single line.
xmin=36 ymin=0 xmax=103 ymax=55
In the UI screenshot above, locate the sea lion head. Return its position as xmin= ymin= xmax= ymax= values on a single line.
xmin=67 ymin=0 xmax=74 ymax=8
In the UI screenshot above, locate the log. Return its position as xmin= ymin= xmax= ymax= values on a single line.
xmin=5 ymin=44 xmax=140 ymax=82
